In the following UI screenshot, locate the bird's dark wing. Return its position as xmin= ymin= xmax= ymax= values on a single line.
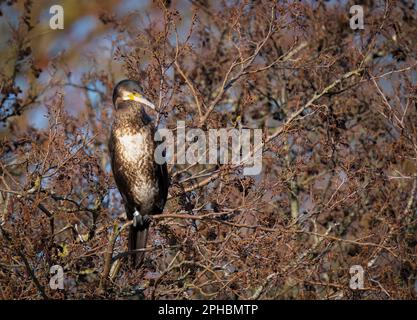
xmin=155 ymin=161 xmax=169 ymax=213
xmin=109 ymin=132 xmax=135 ymax=218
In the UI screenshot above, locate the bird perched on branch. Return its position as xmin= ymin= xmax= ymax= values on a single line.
xmin=109 ymin=79 xmax=169 ymax=267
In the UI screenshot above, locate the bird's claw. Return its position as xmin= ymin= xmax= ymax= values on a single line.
xmin=143 ymin=214 xmax=151 ymax=225
xmin=132 ymin=211 xmax=151 ymax=229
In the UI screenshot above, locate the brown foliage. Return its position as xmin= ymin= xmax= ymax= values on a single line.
xmin=0 ymin=0 xmax=416 ymax=299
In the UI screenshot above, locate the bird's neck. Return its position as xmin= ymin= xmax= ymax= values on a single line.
xmin=114 ymin=102 xmax=152 ymax=128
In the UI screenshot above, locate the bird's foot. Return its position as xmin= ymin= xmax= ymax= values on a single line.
xmin=143 ymin=214 xmax=151 ymax=226
xmin=132 ymin=211 xmax=151 ymax=230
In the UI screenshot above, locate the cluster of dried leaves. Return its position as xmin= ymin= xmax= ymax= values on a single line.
xmin=0 ymin=0 xmax=416 ymax=299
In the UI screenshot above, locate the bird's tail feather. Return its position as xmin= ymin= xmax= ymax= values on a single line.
xmin=128 ymin=226 xmax=148 ymax=267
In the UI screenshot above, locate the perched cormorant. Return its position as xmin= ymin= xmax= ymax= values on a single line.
xmin=109 ymin=79 xmax=169 ymax=267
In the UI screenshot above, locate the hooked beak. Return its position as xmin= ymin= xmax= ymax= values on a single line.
xmin=130 ymin=93 xmax=155 ymax=110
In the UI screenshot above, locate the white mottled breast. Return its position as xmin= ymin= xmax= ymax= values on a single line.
xmin=112 ymin=126 xmax=159 ymax=214
xmin=118 ymin=133 xmax=145 ymax=162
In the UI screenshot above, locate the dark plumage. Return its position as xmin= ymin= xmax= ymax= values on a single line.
xmin=109 ymin=80 xmax=169 ymax=267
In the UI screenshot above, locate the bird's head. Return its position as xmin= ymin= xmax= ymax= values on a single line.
xmin=112 ymin=79 xmax=156 ymax=111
